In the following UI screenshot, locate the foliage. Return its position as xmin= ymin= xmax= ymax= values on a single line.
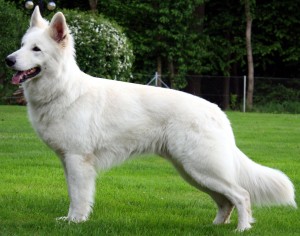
xmin=0 ymin=0 xmax=27 ymax=103
xmin=2 ymin=0 xmax=300 ymax=109
xmin=96 ymin=0 xmax=300 ymax=105
xmin=230 ymin=94 xmax=239 ymax=110
xmin=255 ymin=83 xmax=300 ymax=104
xmin=253 ymin=101 xmax=300 ymax=114
xmin=253 ymin=1 xmax=300 ymax=78
xmin=97 ymin=0 xmax=209 ymax=88
xmin=53 ymin=9 xmax=134 ymax=81
xmin=204 ymin=1 xmax=246 ymax=76
xmin=253 ymin=78 xmax=300 ymax=113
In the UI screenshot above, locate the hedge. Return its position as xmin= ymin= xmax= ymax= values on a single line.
xmin=58 ymin=9 xmax=134 ymax=81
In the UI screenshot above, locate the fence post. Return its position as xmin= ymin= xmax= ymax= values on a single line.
xmin=243 ymin=75 xmax=246 ymax=112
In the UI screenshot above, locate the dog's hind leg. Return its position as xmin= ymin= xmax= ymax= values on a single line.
xmin=58 ymin=153 xmax=97 ymax=223
xmin=172 ymin=164 xmax=234 ymax=225
xmin=172 ymin=163 xmax=252 ymax=231
xmin=209 ymin=191 xmax=234 ymax=225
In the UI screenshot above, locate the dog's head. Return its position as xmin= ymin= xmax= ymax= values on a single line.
xmin=5 ymin=7 xmax=73 ymax=85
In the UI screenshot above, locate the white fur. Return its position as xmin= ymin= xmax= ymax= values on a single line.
xmin=7 ymin=7 xmax=296 ymax=231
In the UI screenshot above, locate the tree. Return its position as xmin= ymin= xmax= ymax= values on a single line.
xmin=5 ymin=0 xmax=300 ymax=109
xmin=97 ymin=0 xmax=208 ymax=88
xmin=253 ymin=1 xmax=300 ymax=78
xmin=203 ymin=1 xmax=246 ymax=109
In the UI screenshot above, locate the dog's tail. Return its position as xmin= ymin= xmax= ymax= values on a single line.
xmin=235 ymin=148 xmax=297 ymax=207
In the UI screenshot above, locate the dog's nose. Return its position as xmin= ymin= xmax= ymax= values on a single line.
xmin=5 ymin=56 xmax=16 ymax=67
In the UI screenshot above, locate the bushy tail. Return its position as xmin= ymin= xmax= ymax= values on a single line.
xmin=236 ymin=148 xmax=297 ymax=207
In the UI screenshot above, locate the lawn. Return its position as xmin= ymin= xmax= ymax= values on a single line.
xmin=0 ymin=105 xmax=299 ymax=235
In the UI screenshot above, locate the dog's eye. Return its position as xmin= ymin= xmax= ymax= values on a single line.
xmin=32 ymin=46 xmax=41 ymax=52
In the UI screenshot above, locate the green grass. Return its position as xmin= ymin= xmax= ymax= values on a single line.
xmin=0 ymin=105 xmax=299 ymax=235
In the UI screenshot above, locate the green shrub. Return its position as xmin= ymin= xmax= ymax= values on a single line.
xmin=56 ymin=10 xmax=134 ymax=81
xmin=0 ymin=0 xmax=28 ymax=103
xmin=230 ymin=93 xmax=239 ymax=110
xmin=253 ymin=101 xmax=300 ymax=114
xmin=255 ymin=83 xmax=300 ymax=104
xmin=253 ymin=79 xmax=300 ymax=113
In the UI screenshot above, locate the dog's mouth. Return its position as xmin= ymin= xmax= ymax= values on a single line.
xmin=12 ymin=67 xmax=41 ymax=85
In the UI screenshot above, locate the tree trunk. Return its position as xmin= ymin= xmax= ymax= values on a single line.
xmin=194 ymin=4 xmax=205 ymax=32
xmin=222 ymin=77 xmax=230 ymax=110
xmin=89 ymin=0 xmax=98 ymax=13
xmin=156 ymin=56 xmax=162 ymax=87
xmin=245 ymin=0 xmax=254 ymax=110
xmin=232 ymin=63 xmax=240 ymax=96
xmin=222 ymin=31 xmax=231 ymax=110
xmin=168 ymin=60 xmax=175 ymax=88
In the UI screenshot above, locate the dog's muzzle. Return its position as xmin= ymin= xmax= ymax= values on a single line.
xmin=5 ymin=55 xmax=41 ymax=85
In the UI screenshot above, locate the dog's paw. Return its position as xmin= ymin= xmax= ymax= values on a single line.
xmin=235 ymin=223 xmax=252 ymax=232
xmin=56 ymin=215 xmax=88 ymax=223
xmin=68 ymin=215 xmax=88 ymax=223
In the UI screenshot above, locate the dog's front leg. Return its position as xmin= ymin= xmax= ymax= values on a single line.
xmin=58 ymin=153 xmax=97 ymax=223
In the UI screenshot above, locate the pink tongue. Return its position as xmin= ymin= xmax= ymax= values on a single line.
xmin=12 ymin=71 xmax=26 ymax=85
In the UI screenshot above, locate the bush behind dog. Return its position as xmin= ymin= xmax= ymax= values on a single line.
xmin=56 ymin=9 xmax=134 ymax=81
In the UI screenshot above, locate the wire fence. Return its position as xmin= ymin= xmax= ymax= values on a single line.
xmin=4 ymin=73 xmax=300 ymax=112
xmin=143 ymin=73 xmax=300 ymax=112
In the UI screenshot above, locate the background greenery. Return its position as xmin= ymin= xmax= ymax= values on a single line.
xmin=0 ymin=0 xmax=133 ymax=104
xmin=1 ymin=0 xmax=300 ymax=112
xmin=60 ymin=9 xmax=134 ymax=81
xmin=0 ymin=106 xmax=299 ymax=235
xmin=0 ymin=0 xmax=27 ymax=102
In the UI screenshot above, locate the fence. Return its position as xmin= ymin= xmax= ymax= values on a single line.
xmin=3 ymin=73 xmax=300 ymax=113
xmin=143 ymin=72 xmax=300 ymax=113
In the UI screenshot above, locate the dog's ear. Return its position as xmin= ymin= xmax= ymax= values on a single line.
xmin=49 ymin=12 xmax=68 ymax=44
xmin=30 ymin=6 xmax=47 ymax=28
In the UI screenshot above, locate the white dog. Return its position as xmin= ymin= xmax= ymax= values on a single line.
xmin=6 ymin=7 xmax=296 ymax=231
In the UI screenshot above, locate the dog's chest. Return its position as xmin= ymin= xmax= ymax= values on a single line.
xmin=28 ymin=106 xmax=89 ymax=152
